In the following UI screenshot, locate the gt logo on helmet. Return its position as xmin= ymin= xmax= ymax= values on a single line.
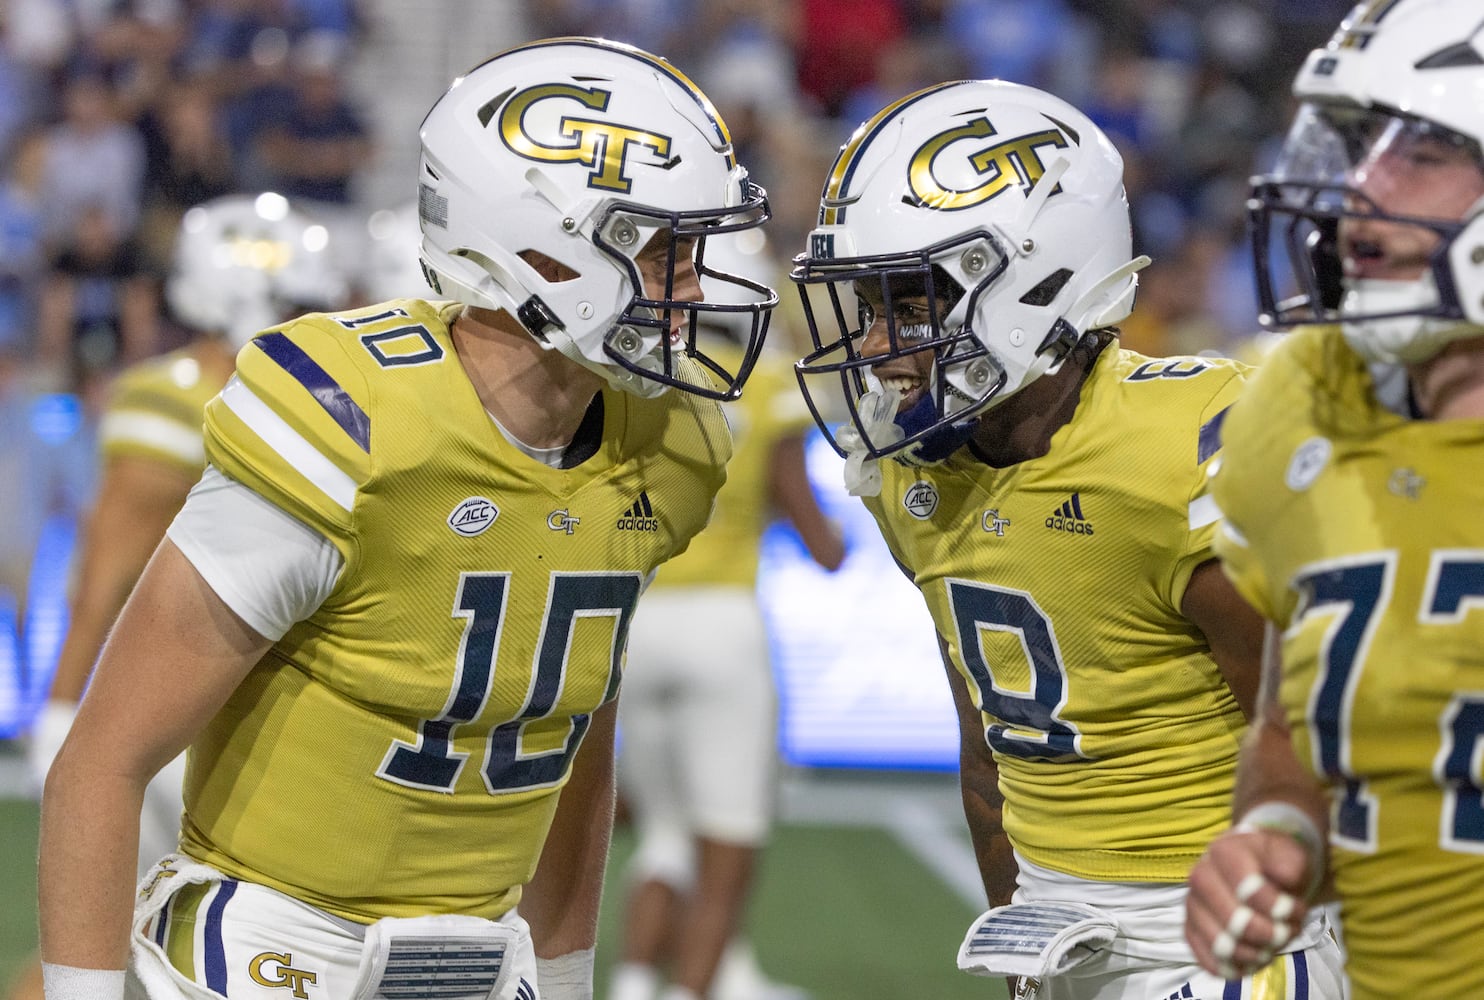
xmin=498 ymin=83 xmax=673 ymax=194
xmin=907 ymin=118 xmax=1068 ymax=211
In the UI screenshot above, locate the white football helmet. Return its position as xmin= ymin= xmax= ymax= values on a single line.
xmin=1250 ymin=0 xmax=1484 ymax=363
xmin=362 ymin=200 xmax=431 ymax=301
xmin=792 ymin=80 xmax=1147 ymax=463
xmin=417 ymin=37 xmax=774 ymax=399
xmin=167 ymin=192 xmax=351 ymax=348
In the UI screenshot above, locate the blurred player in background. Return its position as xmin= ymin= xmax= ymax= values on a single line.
xmin=1184 ymin=3 xmax=1484 ymax=996
xmin=14 ymin=190 xmax=350 ymax=1000
xmin=607 ymin=232 xmax=843 ymax=1000
xmin=359 ymin=199 xmax=427 ymax=303
xmin=36 ymin=38 xmax=774 ymax=1000
xmin=790 ymin=80 xmax=1346 ymax=999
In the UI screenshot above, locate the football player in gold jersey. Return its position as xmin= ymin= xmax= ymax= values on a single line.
xmin=10 ymin=192 xmax=351 ymax=1000
xmin=1184 ymin=3 xmax=1484 ymax=997
xmin=609 ymin=234 xmax=844 ymax=1000
xmin=791 ymin=80 xmax=1347 ymax=999
xmin=36 ymin=38 xmax=774 ymax=1000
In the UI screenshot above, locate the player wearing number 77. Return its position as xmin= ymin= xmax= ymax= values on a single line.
xmin=1183 ymin=2 xmax=1484 ymax=997
xmin=790 ymin=79 xmax=1346 ymax=999
xmin=36 ymin=37 xmax=776 ymax=1000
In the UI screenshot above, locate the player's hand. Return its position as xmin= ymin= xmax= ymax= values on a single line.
xmin=1184 ymin=827 xmax=1313 ymax=979
xmin=26 ymin=700 xmax=78 ymax=794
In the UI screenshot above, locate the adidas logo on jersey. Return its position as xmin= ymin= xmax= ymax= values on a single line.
xmin=1045 ymin=492 xmax=1094 ymax=535
xmin=617 ymin=491 xmax=659 ymax=532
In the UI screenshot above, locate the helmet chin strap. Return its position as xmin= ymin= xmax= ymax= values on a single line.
xmin=1341 ymin=276 xmax=1484 ymax=364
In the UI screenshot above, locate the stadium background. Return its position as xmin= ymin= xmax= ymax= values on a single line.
xmin=0 ymin=0 xmax=1352 ymax=995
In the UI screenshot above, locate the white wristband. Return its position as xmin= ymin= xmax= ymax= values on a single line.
xmin=1235 ymin=800 xmax=1325 ymax=898
xmin=42 ymin=963 xmax=125 ymax=1000
xmin=536 ymin=948 xmax=595 ymax=1000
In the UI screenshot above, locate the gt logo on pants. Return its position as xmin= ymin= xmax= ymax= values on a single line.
xmin=249 ymin=952 xmax=319 ymax=998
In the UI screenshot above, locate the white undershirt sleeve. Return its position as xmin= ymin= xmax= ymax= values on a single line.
xmin=165 ymin=466 xmax=344 ymax=640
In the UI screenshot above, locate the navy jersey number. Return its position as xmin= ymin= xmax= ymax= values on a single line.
xmin=377 ymin=570 xmax=641 ymax=794
xmin=946 ymin=578 xmax=1087 ymax=762
xmin=1293 ymin=551 xmax=1484 ymax=850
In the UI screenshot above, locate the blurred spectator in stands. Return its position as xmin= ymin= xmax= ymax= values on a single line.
xmin=1115 ymin=232 xmax=1228 ymax=358
xmin=794 ymin=0 xmax=904 ymax=117
xmin=135 ymin=76 xmax=237 ymax=268
xmin=0 ymin=16 xmax=52 ymax=163
xmin=0 ymin=132 xmax=49 ymax=356
xmin=293 ymin=0 xmax=365 ymax=41
xmin=69 ymin=1 xmax=188 ymax=126
xmin=256 ymin=29 xmax=370 ymax=206
xmin=943 ymin=0 xmax=1095 ymax=98
xmin=39 ymin=68 xmax=146 ymax=245
xmin=1084 ymin=45 xmax=1156 ymax=158
xmin=184 ymin=0 xmax=300 ymax=175
xmin=527 ymin=0 xmax=698 ymax=66
xmin=4 ymin=0 xmax=74 ymax=82
xmin=840 ymin=34 xmax=960 ymax=131
xmin=748 ymin=111 xmax=852 ymax=311
xmin=36 ymin=201 xmax=159 ymax=387
xmin=696 ymin=16 xmax=800 ymax=197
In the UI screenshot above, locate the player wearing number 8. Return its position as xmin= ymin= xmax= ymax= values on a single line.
xmin=1183 ymin=3 xmax=1484 ymax=997
xmin=36 ymin=37 xmax=773 ymax=1000
xmin=790 ymin=80 xmax=1347 ymax=998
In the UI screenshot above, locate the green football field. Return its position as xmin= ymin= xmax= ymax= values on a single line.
xmin=0 ymin=774 xmax=1007 ymax=1000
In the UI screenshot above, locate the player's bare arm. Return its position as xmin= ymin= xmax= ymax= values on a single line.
xmin=39 ymin=540 xmax=272 ymax=971
xmin=767 ymin=431 xmax=844 ymax=571
xmin=942 ymin=636 xmax=1020 ymax=999
xmin=523 ymin=697 xmax=620 ymax=959
xmin=940 ymin=636 xmax=1014 ymax=908
xmin=1185 ymin=625 xmax=1329 ymax=979
xmin=1179 ymin=559 xmax=1266 ymax=721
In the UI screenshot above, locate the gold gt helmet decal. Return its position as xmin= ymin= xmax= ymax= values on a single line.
xmin=907 ymin=117 xmax=1069 ymax=211
xmin=497 ymin=83 xmax=674 ymax=194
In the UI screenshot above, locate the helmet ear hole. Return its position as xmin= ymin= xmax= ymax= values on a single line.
xmin=516 ymin=249 xmax=581 ymax=283
xmin=1019 ymin=268 xmax=1074 ymax=307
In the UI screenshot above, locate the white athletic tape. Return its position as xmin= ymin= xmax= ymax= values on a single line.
xmin=1213 ymin=929 xmax=1238 ymax=961
xmin=1271 ymin=921 xmax=1292 ymax=948
xmin=1225 ymin=904 xmax=1255 ymax=940
xmin=1236 ymin=872 xmax=1266 ymax=903
xmin=1270 ymin=891 xmax=1297 ymax=922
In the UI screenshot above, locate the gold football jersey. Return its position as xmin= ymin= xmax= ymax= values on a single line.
xmin=183 ymin=299 xmax=730 ymax=923
xmin=1213 ymin=324 xmax=1484 ymax=999
xmin=99 ymin=349 xmax=228 ymax=476
xmin=653 ymin=346 xmax=812 ymax=590
xmin=865 ymin=347 xmax=1249 ymax=883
